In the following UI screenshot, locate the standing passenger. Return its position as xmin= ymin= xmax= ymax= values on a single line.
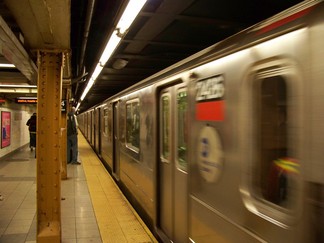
xmin=26 ymin=113 xmax=37 ymax=151
xmin=67 ymin=107 xmax=80 ymax=164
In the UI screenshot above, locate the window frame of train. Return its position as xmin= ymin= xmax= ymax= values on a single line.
xmin=241 ymin=59 xmax=303 ymax=227
xmin=103 ymin=106 xmax=112 ymax=142
xmin=160 ymin=86 xmax=188 ymax=171
xmin=125 ymin=98 xmax=140 ymax=153
xmin=176 ymin=88 xmax=188 ymax=172
xmin=160 ymin=92 xmax=171 ymax=163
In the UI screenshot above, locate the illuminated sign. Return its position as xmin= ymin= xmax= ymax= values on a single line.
xmin=61 ymin=100 xmax=67 ymax=112
xmin=15 ymin=97 xmax=37 ymax=104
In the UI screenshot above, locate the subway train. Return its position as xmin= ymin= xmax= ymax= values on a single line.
xmin=77 ymin=1 xmax=324 ymax=242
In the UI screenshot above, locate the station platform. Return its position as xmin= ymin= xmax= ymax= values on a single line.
xmin=0 ymin=133 xmax=158 ymax=243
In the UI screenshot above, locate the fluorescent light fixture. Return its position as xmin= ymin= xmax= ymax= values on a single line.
xmin=17 ymin=96 xmax=37 ymax=99
xmin=0 ymin=63 xmax=15 ymax=68
xmin=80 ymin=77 xmax=96 ymax=101
xmin=92 ymin=63 xmax=104 ymax=81
xmin=0 ymin=84 xmax=37 ymax=88
xmin=0 ymin=84 xmax=37 ymax=94
xmin=76 ymin=102 xmax=81 ymax=111
xmin=78 ymin=0 xmax=147 ymax=107
xmin=116 ymin=0 xmax=147 ymax=35
xmin=99 ymin=30 xmax=121 ymax=65
xmin=79 ymin=63 xmax=104 ymax=101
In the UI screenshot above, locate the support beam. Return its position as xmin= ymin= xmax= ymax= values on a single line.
xmin=0 ymin=15 xmax=37 ymax=83
xmin=36 ymin=50 xmax=63 ymax=243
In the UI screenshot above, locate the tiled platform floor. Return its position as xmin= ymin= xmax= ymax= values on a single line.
xmin=0 ymin=133 xmax=157 ymax=243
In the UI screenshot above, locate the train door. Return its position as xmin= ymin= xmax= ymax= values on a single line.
xmin=158 ymin=84 xmax=188 ymax=242
xmin=87 ymin=112 xmax=91 ymax=142
xmin=94 ymin=109 xmax=97 ymax=150
xmin=91 ymin=110 xmax=95 ymax=146
xmin=85 ymin=112 xmax=88 ymax=139
xmin=112 ymin=101 xmax=120 ymax=180
xmin=95 ymin=107 xmax=101 ymax=155
xmin=88 ymin=111 xmax=90 ymax=140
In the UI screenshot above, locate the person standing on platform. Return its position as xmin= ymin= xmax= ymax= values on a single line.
xmin=67 ymin=106 xmax=81 ymax=164
xmin=26 ymin=113 xmax=37 ymax=151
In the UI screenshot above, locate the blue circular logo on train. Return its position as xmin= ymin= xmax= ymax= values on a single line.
xmin=198 ymin=126 xmax=224 ymax=183
xmin=201 ymin=137 xmax=209 ymax=158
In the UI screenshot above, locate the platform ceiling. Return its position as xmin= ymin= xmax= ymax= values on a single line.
xmin=0 ymin=0 xmax=303 ymax=112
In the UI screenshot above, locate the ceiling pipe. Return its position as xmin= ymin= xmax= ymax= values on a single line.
xmin=75 ymin=0 xmax=95 ymax=96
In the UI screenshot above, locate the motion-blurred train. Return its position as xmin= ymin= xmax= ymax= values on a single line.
xmin=78 ymin=1 xmax=324 ymax=242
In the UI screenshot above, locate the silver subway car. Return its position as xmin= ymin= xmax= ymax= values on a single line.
xmin=78 ymin=1 xmax=324 ymax=242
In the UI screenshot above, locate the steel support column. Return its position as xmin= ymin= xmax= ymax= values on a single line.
xmin=36 ymin=51 xmax=63 ymax=243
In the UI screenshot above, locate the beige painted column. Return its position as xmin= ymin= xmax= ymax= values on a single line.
xmin=36 ymin=51 xmax=63 ymax=243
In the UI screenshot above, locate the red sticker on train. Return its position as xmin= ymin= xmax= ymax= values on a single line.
xmin=196 ymin=100 xmax=224 ymax=121
xmin=195 ymin=75 xmax=225 ymax=121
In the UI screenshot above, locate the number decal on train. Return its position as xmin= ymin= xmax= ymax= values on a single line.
xmin=196 ymin=75 xmax=225 ymax=101
xmin=195 ymin=75 xmax=225 ymax=121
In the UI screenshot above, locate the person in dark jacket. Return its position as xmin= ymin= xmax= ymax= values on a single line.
xmin=26 ymin=113 xmax=37 ymax=151
xmin=67 ymin=107 xmax=80 ymax=164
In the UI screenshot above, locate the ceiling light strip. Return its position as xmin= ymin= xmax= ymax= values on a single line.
xmin=77 ymin=0 xmax=147 ymax=110
xmin=0 ymin=84 xmax=37 ymax=88
xmin=0 ymin=63 xmax=15 ymax=68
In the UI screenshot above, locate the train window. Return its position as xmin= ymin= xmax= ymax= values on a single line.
xmin=240 ymin=60 xmax=303 ymax=227
xmin=103 ymin=106 xmax=113 ymax=143
xmin=161 ymin=94 xmax=170 ymax=162
xmin=177 ymin=89 xmax=187 ymax=171
xmin=253 ymin=74 xmax=300 ymax=210
xmin=126 ymin=99 xmax=140 ymax=151
xmin=257 ymin=76 xmax=289 ymax=206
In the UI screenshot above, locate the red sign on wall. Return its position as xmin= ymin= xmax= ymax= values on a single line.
xmin=1 ymin=111 xmax=11 ymax=148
